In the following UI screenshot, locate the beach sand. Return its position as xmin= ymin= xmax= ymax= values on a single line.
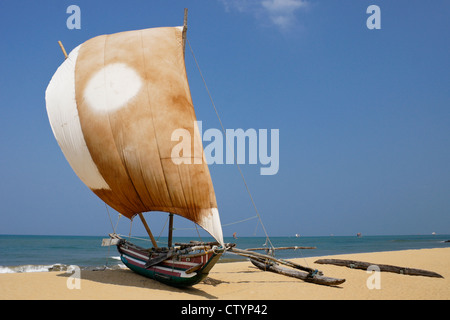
xmin=1 ymin=247 xmax=448 ymax=300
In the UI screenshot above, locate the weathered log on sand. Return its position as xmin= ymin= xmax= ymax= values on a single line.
xmin=314 ymin=259 xmax=444 ymax=278
xmin=250 ymin=259 xmax=345 ymax=287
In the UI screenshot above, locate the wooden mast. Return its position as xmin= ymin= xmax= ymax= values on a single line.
xmin=58 ymin=41 xmax=68 ymax=59
xmin=138 ymin=212 xmax=158 ymax=248
xmin=168 ymin=213 xmax=174 ymax=248
xmin=164 ymin=9 xmax=187 ymax=249
xmin=182 ymin=8 xmax=188 ymax=57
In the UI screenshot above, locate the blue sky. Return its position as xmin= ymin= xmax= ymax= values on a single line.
xmin=0 ymin=0 xmax=449 ymax=238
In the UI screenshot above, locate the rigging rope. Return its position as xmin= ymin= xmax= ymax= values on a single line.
xmin=105 ymin=202 xmax=122 ymax=234
xmin=105 ymin=203 xmax=115 ymax=231
xmin=187 ymin=39 xmax=274 ymax=250
xmin=156 ymin=215 xmax=169 ymax=242
xmin=221 ymin=215 xmax=258 ymax=227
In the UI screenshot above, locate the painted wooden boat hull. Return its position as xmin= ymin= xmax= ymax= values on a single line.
xmin=117 ymin=239 xmax=224 ymax=287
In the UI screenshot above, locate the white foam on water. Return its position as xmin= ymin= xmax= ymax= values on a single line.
xmin=0 ymin=262 xmax=126 ymax=273
xmin=0 ymin=264 xmax=67 ymax=274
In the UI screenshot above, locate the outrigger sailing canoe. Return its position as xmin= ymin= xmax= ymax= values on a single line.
xmin=46 ymin=9 xmax=227 ymax=287
xmin=46 ymin=9 xmax=345 ymax=287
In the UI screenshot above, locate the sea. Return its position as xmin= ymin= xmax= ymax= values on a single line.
xmin=1 ymin=234 xmax=449 ymax=274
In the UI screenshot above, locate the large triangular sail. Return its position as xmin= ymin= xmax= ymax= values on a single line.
xmin=45 ymin=25 xmax=223 ymax=245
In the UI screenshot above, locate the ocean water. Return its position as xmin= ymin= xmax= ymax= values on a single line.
xmin=0 ymin=234 xmax=449 ymax=273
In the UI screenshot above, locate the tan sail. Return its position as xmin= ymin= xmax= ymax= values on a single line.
xmin=46 ymin=26 xmax=223 ymax=245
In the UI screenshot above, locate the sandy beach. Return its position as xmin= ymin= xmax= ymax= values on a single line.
xmin=1 ymin=247 xmax=448 ymax=300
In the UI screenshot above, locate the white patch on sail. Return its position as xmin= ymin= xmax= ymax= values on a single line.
xmin=45 ymin=45 xmax=110 ymax=190
xmin=83 ymin=63 xmax=142 ymax=113
xmin=198 ymin=208 xmax=224 ymax=246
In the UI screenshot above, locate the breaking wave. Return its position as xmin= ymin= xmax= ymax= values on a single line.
xmin=0 ymin=264 xmax=70 ymax=274
xmin=0 ymin=262 xmax=125 ymax=274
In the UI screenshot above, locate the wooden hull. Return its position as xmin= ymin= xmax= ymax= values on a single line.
xmin=117 ymin=239 xmax=224 ymax=287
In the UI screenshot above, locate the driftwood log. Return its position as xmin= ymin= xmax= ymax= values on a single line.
xmin=314 ymin=258 xmax=444 ymax=278
xmin=250 ymin=259 xmax=345 ymax=287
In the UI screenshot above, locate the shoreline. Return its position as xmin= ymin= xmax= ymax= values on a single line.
xmin=1 ymin=247 xmax=449 ymax=300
